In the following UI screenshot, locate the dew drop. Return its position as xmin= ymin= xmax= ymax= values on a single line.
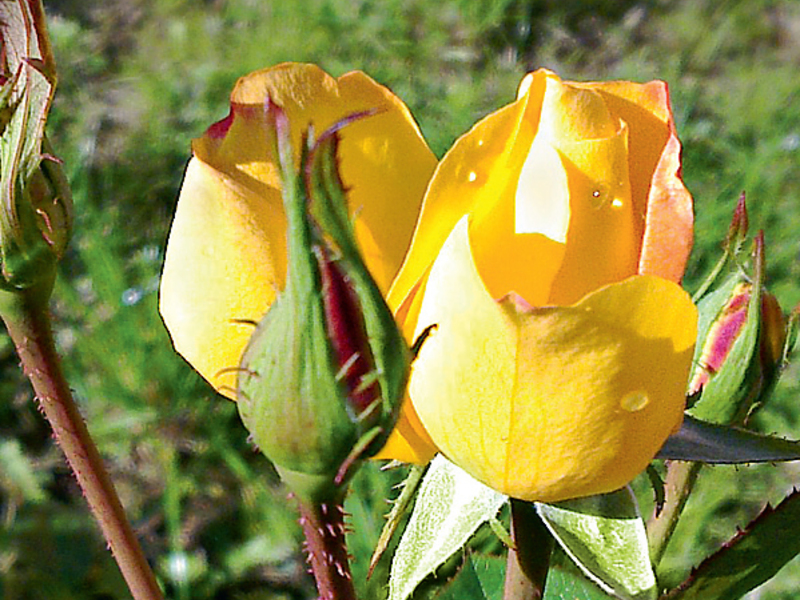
xmin=611 ymin=198 xmax=624 ymax=209
xmin=467 ymin=171 xmax=478 ymax=183
xmin=477 ymin=139 xmax=485 ymax=147
xmin=590 ymin=184 xmax=610 ymax=209
xmin=620 ymin=390 xmax=650 ymax=412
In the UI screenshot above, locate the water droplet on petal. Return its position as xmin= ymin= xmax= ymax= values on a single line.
xmin=590 ymin=184 xmax=610 ymax=209
xmin=620 ymin=390 xmax=650 ymax=412
xmin=611 ymin=198 xmax=624 ymax=209
xmin=467 ymin=171 xmax=478 ymax=183
xmin=477 ymin=139 xmax=485 ymax=147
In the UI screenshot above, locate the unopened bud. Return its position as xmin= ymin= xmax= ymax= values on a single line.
xmin=689 ymin=234 xmax=787 ymax=424
xmin=236 ymin=103 xmax=409 ymax=503
xmin=0 ymin=4 xmax=72 ymax=294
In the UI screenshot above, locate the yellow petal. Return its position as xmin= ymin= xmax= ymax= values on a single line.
xmin=160 ymin=63 xmax=436 ymax=395
xmin=194 ymin=63 xmax=436 ymax=294
xmin=160 ymin=158 xmax=285 ymax=395
xmin=576 ymin=79 xmax=693 ymax=281
xmin=408 ymin=217 xmax=697 ymax=502
xmin=372 ymin=393 xmax=438 ymax=464
xmin=386 ymin=90 xmax=539 ymax=310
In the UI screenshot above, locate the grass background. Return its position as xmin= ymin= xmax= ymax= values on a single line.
xmin=2 ymin=0 xmax=800 ymax=598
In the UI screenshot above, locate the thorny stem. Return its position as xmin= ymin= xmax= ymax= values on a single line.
xmin=298 ymin=497 xmax=357 ymax=600
xmin=503 ymin=499 xmax=554 ymax=600
xmin=647 ymin=460 xmax=703 ymax=567
xmin=0 ymin=284 xmax=163 ymax=600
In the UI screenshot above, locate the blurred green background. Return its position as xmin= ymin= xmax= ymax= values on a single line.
xmin=2 ymin=0 xmax=800 ymax=598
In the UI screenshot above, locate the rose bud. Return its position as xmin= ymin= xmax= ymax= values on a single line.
xmin=689 ymin=234 xmax=787 ymax=424
xmin=235 ymin=104 xmax=410 ymax=504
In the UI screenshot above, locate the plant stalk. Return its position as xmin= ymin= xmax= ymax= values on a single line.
xmin=298 ymin=497 xmax=357 ymax=600
xmin=647 ymin=460 xmax=702 ymax=567
xmin=0 ymin=284 xmax=163 ymax=600
xmin=504 ymin=499 xmax=553 ymax=600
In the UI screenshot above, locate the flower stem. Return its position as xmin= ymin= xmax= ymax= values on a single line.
xmin=503 ymin=499 xmax=553 ymax=600
xmin=297 ymin=497 xmax=357 ymax=600
xmin=0 ymin=283 xmax=163 ymax=600
xmin=647 ymin=460 xmax=702 ymax=567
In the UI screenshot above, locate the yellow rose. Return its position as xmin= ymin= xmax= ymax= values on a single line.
xmin=378 ymin=69 xmax=698 ymax=503
xmin=160 ymin=63 xmax=437 ymax=394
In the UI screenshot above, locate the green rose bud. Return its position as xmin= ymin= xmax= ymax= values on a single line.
xmin=236 ymin=103 xmax=410 ymax=504
xmin=0 ymin=2 xmax=72 ymax=295
xmin=688 ymin=232 xmax=788 ymax=424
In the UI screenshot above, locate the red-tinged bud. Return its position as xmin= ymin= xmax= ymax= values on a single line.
xmin=315 ymin=245 xmax=382 ymax=419
xmin=235 ymin=104 xmax=409 ymax=504
xmin=689 ymin=233 xmax=788 ymax=424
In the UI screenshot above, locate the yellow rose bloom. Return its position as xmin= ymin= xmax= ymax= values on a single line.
xmin=378 ymin=69 xmax=698 ymax=502
xmin=160 ymin=63 xmax=437 ymax=395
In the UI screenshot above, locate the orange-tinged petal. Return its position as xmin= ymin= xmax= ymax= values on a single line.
xmin=577 ymin=79 xmax=693 ymax=281
xmin=408 ymin=217 xmax=697 ymax=502
xmin=373 ymin=394 xmax=438 ymax=464
xmin=160 ymin=63 xmax=436 ymax=395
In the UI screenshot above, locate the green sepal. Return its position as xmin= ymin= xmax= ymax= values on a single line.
xmin=236 ymin=104 xmax=409 ymax=504
xmin=369 ymin=463 xmax=427 ymax=578
xmin=536 ymin=488 xmax=656 ymax=600
xmin=687 ymin=273 xmax=760 ymax=422
xmin=305 ymin=122 xmax=411 ymax=438
xmin=687 ymin=233 xmax=784 ymax=425
xmin=387 ymin=455 xmax=507 ymax=600
xmin=544 ymin=547 xmax=616 ymax=600
xmin=0 ymin=1 xmax=71 ymax=293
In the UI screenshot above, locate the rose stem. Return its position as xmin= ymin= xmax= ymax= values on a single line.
xmin=647 ymin=460 xmax=702 ymax=567
xmin=503 ymin=499 xmax=554 ymax=600
xmin=297 ymin=497 xmax=357 ymax=600
xmin=0 ymin=285 xmax=163 ymax=600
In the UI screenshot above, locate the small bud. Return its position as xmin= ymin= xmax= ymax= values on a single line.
xmin=236 ymin=103 xmax=409 ymax=503
xmin=689 ymin=233 xmax=787 ymax=424
xmin=0 ymin=2 xmax=72 ymax=294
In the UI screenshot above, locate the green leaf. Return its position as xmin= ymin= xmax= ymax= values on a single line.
xmin=388 ymin=455 xmax=507 ymax=600
xmin=544 ymin=547 xmax=616 ymax=600
xmin=536 ymin=487 xmax=656 ymax=600
xmin=369 ymin=464 xmax=427 ymax=577
xmin=434 ymin=554 xmax=506 ymax=600
xmin=657 ymin=414 xmax=800 ymax=463
xmin=666 ymin=489 xmax=800 ymax=600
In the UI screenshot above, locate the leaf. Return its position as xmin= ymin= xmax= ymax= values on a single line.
xmin=657 ymin=414 xmax=800 ymax=463
xmin=388 ymin=455 xmax=507 ymax=600
xmin=369 ymin=464 xmax=427 ymax=577
xmin=536 ymin=487 xmax=656 ymax=600
xmin=544 ymin=547 xmax=616 ymax=600
xmin=665 ymin=488 xmax=800 ymax=600
xmin=434 ymin=554 xmax=506 ymax=600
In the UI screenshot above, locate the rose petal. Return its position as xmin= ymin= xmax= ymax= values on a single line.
xmin=160 ymin=158 xmax=285 ymax=394
xmin=407 ymin=217 xmax=697 ymax=502
xmin=160 ymin=63 xmax=436 ymax=394
xmin=578 ymin=79 xmax=693 ymax=281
